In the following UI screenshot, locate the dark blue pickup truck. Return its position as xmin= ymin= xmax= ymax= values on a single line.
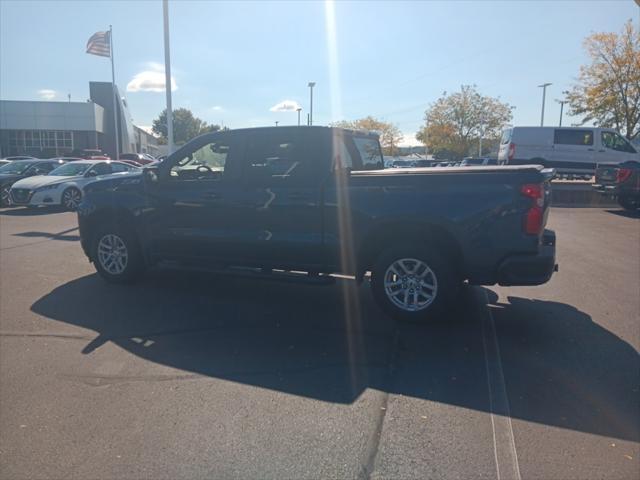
xmin=77 ymin=126 xmax=557 ymax=322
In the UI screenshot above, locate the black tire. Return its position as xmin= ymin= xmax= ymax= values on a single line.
xmin=0 ymin=185 xmax=11 ymax=207
xmin=61 ymin=187 xmax=82 ymax=211
xmin=618 ymin=195 xmax=639 ymax=211
xmin=370 ymin=243 xmax=460 ymax=323
xmin=91 ymin=224 xmax=145 ymax=284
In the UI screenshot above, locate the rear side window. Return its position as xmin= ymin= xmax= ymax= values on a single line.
xmin=111 ymin=163 xmax=131 ymax=173
xmin=244 ymin=131 xmax=306 ymax=183
xmin=352 ymin=136 xmax=383 ymax=170
xmin=601 ymin=131 xmax=636 ymax=153
xmin=554 ymin=129 xmax=594 ymax=146
xmin=90 ymin=163 xmax=112 ymax=175
xmin=500 ymin=129 xmax=512 ymax=145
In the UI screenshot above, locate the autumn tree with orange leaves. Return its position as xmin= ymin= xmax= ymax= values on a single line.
xmin=567 ymin=20 xmax=640 ymax=140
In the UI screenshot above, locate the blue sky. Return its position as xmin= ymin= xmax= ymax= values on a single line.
xmin=1 ymin=0 xmax=638 ymax=145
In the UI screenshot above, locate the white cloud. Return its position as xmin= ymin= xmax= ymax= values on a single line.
xmin=38 ymin=89 xmax=56 ymax=100
xmin=270 ymin=100 xmax=301 ymax=112
xmin=126 ymin=68 xmax=177 ymax=93
xmin=398 ymin=131 xmax=421 ymax=147
xmin=210 ymin=105 xmax=224 ymax=112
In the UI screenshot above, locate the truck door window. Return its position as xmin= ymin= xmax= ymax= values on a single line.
xmin=601 ymin=131 xmax=636 ymax=153
xmin=170 ymin=138 xmax=233 ymax=181
xmin=554 ymin=129 xmax=594 ymax=146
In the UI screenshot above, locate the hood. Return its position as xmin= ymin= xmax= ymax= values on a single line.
xmin=83 ymin=171 xmax=143 ymax=194
xmin=11 ymin=175 xmax=80 ymax=189
xmin=0 ymin=173 xmax=23 ymax=185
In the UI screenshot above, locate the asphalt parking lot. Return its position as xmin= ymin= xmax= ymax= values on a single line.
xmin=0 ymin=206 xmax=638 ymax=480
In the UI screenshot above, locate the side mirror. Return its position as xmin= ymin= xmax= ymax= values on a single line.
xmin=86 ymin=170 xmax=98 ymax=177
xmin=143 ymin=168 xmax=159 ymax=186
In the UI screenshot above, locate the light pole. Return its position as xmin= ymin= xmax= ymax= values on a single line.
xmin=163 ymin=0 xmax=174 ymax=154
xmin=538 ymin=83 xmax=552 ymax=126
xmin=556 ymin=99 xmax=569 ymax=126
xmin=296 ymin=107 xmax=302 ymax=126
xmin=308 ymin=82 xmax=316 ymax=125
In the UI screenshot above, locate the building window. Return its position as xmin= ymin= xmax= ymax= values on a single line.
xmin=7 ymin=130 xmax=73 ymax=152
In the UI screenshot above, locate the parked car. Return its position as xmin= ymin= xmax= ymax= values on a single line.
xmin=460 ymin=157 xmax=499 ymax=166
xmin=1 ymin=155 xmax=37 ymax=162
xmin=0 ymin=158 xmax=66 ymax=206
xmin=593 ymin=160 xmax=640 ymax=211
xmin=70 ymin=149 xmax=111 ymax=160
xmin=77 ymin=126 xmax=557 ymax=322
xmin=119 ymin=153 xmax=156 ymax=165
xmin=498 ymin=126 xmax=639 ymax=174
xmin=10 ymin=160 xmax=138 ymax=210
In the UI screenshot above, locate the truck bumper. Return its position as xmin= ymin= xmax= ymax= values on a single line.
xmin=497 ymin=230 xmax=557 ymax=286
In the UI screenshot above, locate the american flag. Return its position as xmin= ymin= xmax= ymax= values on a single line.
xmin=86 ymin=31 xmax=111 ymax=58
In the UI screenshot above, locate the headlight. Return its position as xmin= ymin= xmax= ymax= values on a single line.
xmin=36 ymin=184 xmax=60 ymax=192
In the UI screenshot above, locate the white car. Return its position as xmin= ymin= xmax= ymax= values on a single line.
xmin=498 ymin=126 xmax=639 ymax=173
xmin=10 ymin=160 xmax=139 ymax=210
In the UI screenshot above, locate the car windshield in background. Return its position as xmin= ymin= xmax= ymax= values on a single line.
xmin=48 ymin=163 xmax=91 ymax=176
xmin=0 ymin=161 xmax=35 ymax=174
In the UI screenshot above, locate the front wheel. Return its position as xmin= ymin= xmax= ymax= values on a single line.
xmin=618 ymin=195 xmax=639 ymax=211
xmin=92 ymin=225 xmax=145 ymax=283
xmin=370 ymin=244 xmax=460 ymax=323
xmin=61 ymin=187 xmax=82 ymax=211
xmin=0 ymin=185 xmax=11 ymax=206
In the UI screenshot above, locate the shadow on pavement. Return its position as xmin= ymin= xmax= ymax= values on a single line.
xmin=13 ymin=227 xmax=80 ymax=242
xmin=605 ymin=209 xmax=640 ymax=219
xmin=0 ymin=206 xmax=66 ymax=216
xmin=31 ymin=271 xmax=639 ymax=442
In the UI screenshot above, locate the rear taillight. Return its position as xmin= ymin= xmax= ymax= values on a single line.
xmin=521 ymin=183 xmax=544 ymax=235
xmin=508 ymin=143 xmax=516 ymax=161
xmin=616 ymin=168 xmax=632 ymax=183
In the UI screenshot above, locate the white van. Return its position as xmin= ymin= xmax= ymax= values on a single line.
xmin=498 ymin=127 xmax=639 ymax=173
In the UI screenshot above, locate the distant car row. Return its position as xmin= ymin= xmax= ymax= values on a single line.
xmin=0 ymin=159 xmax=139 ymax=209
xmin=1 ymin=150 xmax=158 ymax=166
xmin=386 ymin=157 xmax=500 ymax=169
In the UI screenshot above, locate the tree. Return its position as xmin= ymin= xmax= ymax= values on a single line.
xmin=152 ymin=108 xmax=221 ymax=145
xmin=332 ymin=116 xmax=403 ymax=155
xmin=415 ymin=85 xmax=513 ymax=160
xmin=567 ymin=20 xmax=640 ymax=140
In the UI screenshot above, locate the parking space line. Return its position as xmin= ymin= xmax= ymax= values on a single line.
xmin=477 ymin=288 xmax=522 ymax=480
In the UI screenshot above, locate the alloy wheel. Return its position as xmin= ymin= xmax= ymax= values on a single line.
xmin=383 ymin=257 xmax=438 ymax=312
xmin=97 ymin=234 xmax=129 ymax=275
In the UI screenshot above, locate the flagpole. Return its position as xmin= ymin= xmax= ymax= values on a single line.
xmin=109 ymin=24 xmax=120 ymax=160
xmin=163 ymin=0 xmax=174 ymax=154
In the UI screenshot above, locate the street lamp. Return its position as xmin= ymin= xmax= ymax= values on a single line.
xmin=308 ymin=82 xmax=316 ymax=126
xmin=275 ymin=121 xmax=279 ymax=127
xmin=296 ymin=107 xmax=302 ymax=126
xmin=556 ymin=98 xmax=569 ymax=127
xmin=538 ymin=83 xmax=552 ymax=126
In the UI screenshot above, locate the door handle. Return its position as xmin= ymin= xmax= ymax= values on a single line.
xmin=288 ymin=192 xmax=307 ymax=200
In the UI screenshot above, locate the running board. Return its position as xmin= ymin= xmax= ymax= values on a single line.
xmin=156 ymin=261 xmax=337 ymax=285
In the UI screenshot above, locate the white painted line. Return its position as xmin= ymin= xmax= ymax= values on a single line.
xmin=478 ymin=288 xmax=522 ymax=480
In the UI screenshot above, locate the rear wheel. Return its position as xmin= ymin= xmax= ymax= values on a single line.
xmin=370 ymin=243 xmax=460 ymax=323
xmin=92 ymin=225 xmax=145 ymax=283
xmin=618 ymin=195 xmax=639 ymax=211
xmin=61 ymin=187 xmax=82 ymax=211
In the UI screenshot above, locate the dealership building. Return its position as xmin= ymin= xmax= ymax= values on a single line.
xmin=0 ymin=82 xmax=159 ymax=158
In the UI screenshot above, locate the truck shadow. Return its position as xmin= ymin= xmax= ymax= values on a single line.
xmin=31 ymin=271 xmax=639 ymax=442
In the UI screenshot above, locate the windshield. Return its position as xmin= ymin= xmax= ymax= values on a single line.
xmin=48 ymin=163 xmax=91 ymax=176
xmin=0 ymin=161 xmax=36 ymax=175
